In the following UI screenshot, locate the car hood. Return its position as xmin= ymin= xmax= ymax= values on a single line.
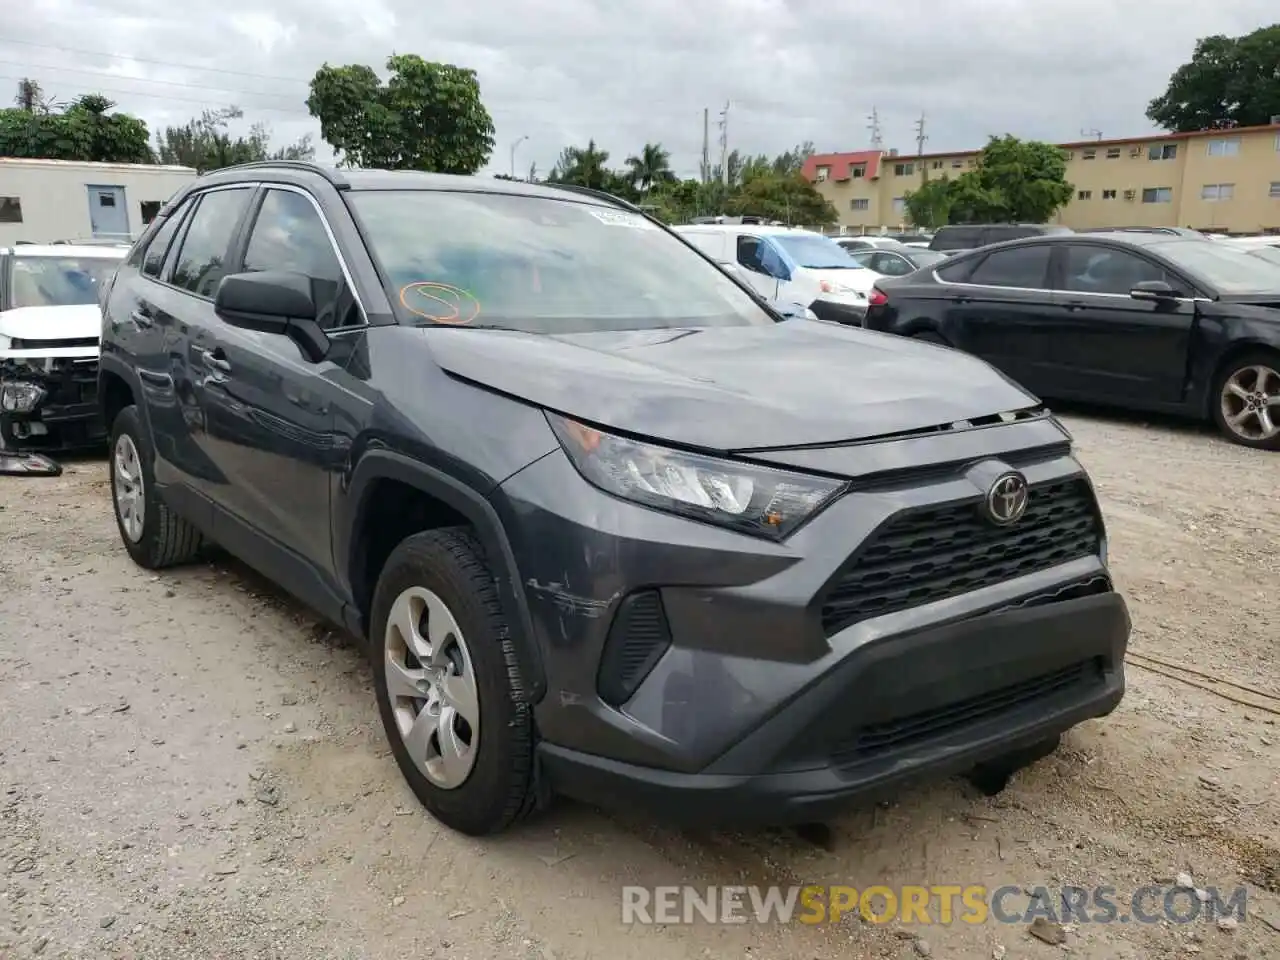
xmin=0 ymin=304 xmax=101 ymax=341
xmin=422 ymin=319 xmax=1038 ymax=451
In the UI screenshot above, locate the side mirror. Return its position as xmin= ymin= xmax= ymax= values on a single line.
xmin=1130 ymin=279 xmax=1180 ymax=301
xmin=214 ymin=271 xmax=329 ymax=362
xmin=771 ymin=300 xmax=811 ymax=321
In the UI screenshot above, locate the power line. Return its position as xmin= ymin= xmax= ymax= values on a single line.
xmin=0 ymin=36 xmax=312 ymax=84
xmin=0 ymin=58 xmax=301 ymax=100
xmin=0 ymin=71 xmax=310 ymax=113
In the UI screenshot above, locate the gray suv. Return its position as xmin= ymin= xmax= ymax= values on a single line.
xmin=98 ymin=161 xmax=1129 ymax=835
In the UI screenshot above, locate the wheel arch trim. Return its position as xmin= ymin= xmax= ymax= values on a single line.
xmin=342 ymin=449 xmax=547 ymax=703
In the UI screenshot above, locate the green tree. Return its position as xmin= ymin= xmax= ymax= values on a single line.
xmin=307 ymin=54 xmax=494 ymax=173
xmin=156 ymin=106 xmax=314 ymax=173
xmin=0 ymin=93 xmax=153 ymax=162
xmin=902 ymin=135 xmax=1072 ymax=226
xmin=547 ymin=140 xmax=611 ymax=190
xmin=624 ymin=142 xmax=674 ymax=195
xmin=1147 ymin=25 xmax=1280 ymax=132
xmin=902 ymin=177 xmax=954 ymax=230
xmin=725 ymin=173 xmax=837 ymax=226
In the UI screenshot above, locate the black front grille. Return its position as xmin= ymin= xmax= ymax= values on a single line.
xmin=820 ymin=478 xmax=1101 ymax=635
xmin=45 ymin=359 xmax=99 ymax=407
xmin=12 ymin=337 xmax=99 ymax=350
xmin=829 ymin=657 xmax=1104 ymax=765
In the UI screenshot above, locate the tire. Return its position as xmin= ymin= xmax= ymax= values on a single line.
xmin=109 ymin=404 xmax=204 ymax=569
xmin=370 ymin=527 xmax=540 ymax=835
xmin=1210 ymin=350 xmax=1280 ymax=451
xmin=966 ymin=734 xmax=1061 ymax=796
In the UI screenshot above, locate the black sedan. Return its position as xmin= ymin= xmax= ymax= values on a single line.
xmin=863 ymin=232 xmax=1280 ymax=450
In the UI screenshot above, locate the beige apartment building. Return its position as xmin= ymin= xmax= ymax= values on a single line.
xmin=801 ymin=122 xmax=1280 ymax=235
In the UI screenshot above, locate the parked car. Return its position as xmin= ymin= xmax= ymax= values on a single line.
xmin=675 ymin=223 xmax=876 ymax=325
xmin=930 ymin=224 xmax=1072 ymax=253
xmin=834 ymin=236 xmax=911 ymax=253
xmin=0 ymin=243 xmax=124 ymax=452
xmin=1218 ymin=236 xmax=1280 ymax=267
xmin=100 ymin=161 xmax=1130 ymax=835
xmin=1077 ymin=226 xmax=1206 ymax=238
xmin=845 ymin=246 xmax=950 ymax=277
xmin=864 ymin=232 xmax=1280 ymax=449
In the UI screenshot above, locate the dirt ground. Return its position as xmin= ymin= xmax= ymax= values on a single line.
xmin=2 ymin=409 xmax=1277 ymax=960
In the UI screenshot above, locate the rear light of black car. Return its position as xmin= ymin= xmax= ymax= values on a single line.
xmin=868 ymin=287 xmax=888 ymax=308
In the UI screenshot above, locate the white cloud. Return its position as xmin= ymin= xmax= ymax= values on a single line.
xmin=0 ymin=0 xmax=1274 ymax=177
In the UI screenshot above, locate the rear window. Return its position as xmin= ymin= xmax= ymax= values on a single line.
xmin=931 ymin=227 xmax=981 ymax=251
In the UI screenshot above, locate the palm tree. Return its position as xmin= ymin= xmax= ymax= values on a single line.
xmin=550 ymin=140 xmax=610 ymax=190
xmin=625 ymin=142 xmax=674 ymax=196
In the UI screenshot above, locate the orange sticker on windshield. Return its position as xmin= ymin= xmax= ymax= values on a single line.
xmin=399 ymin=282 xmax=481 ymax=325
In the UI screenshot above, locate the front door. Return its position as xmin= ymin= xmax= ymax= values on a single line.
xmin=86 ymin=185 xmax=129 ymax=239
xmin=1047 ymin=243 xmax=1195 ymax=404
xmin=196 ymin=186 xmax=358 ymax=575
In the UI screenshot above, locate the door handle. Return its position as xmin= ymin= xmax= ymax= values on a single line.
xmin=1060 ymin=300 xmax=1087 ymax=311
xmin=130 ymin=308 xmax=154 ymax=328
xmin=951 ymin=295 xmax=973 ymax=304
xmin=199 ymin=348 xmax=232 ymax=374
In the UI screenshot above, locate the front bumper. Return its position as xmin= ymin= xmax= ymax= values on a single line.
xmin=808 ymin=297 xmax=868 ymax=326
xmin=494 ymin=431 xmax=1128 ymax=825
xmin=540 ymin=592 xmax=1127 ymax=825
xmin=0 ymin=354 xmax=105 ymax=452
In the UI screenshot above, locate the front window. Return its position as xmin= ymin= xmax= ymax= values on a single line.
xmin=1148 ymin=239 xmax=1280 ymax=295
xmin=348 ymin=190 xmax=775 ymax=333
xmin=768 ymin=233 xmax=864 ymax=269
xmin=6 ymin=255 xmax=121 ymax=309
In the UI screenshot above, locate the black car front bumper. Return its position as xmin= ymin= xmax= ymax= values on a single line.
xmin=539 ymin=590 xmax=1128 ymax=825
xmin=0 ymin=355 xmax=105 ymax=452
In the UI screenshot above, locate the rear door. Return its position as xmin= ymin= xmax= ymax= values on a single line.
xmin=940 ymin=243 xmax=1056 ymax=392
xmin=1047 ymin=243 xmax=1195 ymax=404
xmin=160 ymin=186 xmax=258 ymax=504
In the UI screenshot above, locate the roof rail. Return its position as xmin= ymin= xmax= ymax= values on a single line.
xmin=543 ymin=182 xmax=641 ymax=212
xmin=216 ymin=159 xmax=350 ymax=189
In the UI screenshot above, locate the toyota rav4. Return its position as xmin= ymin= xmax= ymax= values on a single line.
xmin=98 ymin=161 xmax=1130 ymax=836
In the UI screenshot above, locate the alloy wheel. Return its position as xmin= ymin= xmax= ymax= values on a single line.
xmin=113 ymin=433 xmax=145 ymax=542
xmin=383 ymin=586 xmax=481 ymax=789
xmin=1220 ymin=364 xmax=1280 ymax=443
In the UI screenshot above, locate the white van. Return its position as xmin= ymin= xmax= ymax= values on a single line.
xmin=673 ymin=224 xmax=875 ymax=325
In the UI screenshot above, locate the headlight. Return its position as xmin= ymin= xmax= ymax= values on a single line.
xmin=547 ymin=413 xmax=846 ymax=540
xmin=0 ymin=381 xmax=46 ymax=413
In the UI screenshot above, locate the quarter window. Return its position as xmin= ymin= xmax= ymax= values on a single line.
xmin=1059 ymin=245 xmax=1165 ymax=296
xmin=170 ymin=188 xmax=253 ymax=297
xmin=966 ymin=245 xmax=1052 ymax=289
xmin=242 ymin=189 xmax=357 ymax=329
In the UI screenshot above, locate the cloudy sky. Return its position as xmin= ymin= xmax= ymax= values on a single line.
xmin=2 ymin=0 xmax=1276 ymax=178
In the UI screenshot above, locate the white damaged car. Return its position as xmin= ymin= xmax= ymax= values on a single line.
xmin=0 ymin=243 xmax=126 ymax=453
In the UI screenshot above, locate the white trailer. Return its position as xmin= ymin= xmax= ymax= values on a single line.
xmin=0 ymin=158 xmax=198 ymax=246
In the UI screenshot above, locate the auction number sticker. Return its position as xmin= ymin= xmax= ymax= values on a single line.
xmin=587 ymin=208 xmax=656 ymax=230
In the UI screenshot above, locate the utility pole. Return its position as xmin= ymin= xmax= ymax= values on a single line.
xmin=718 ymin=101 xmax=730 ymax=186
xmin=868 ymin=106 xmax=883 ymax=150
xmin=1080 ymin=127 xmax=1102 ymax=140
xmin=509 ymin=135 xmax=528 ymax=178
xmin=914 ymin=112 xmax=928 ymax=185
xmin=701 ymin=108 xmax=710 ymax=184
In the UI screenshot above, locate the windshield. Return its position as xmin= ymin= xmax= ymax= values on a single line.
xmin=769 ymin=234 xmax=863 ymax=269
xmin=1148 ymin=239 xmax=1280 ymax=295
xmin=347 ymin=191 xmax=775 ymax=333
xmin=1244 ymin=246 xmax=1280 ymax=268
xmin=7 ymin=256 xmax=120 ymax=309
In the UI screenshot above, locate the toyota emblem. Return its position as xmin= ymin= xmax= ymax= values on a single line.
xmin=985 ymin=472 xmax=1030 ymax=526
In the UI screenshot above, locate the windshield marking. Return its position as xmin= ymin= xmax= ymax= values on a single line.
xmin=399 ymin=281 xmax=481 ymax=325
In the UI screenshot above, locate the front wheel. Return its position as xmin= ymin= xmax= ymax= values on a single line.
xmin=370 ymin=528 xmax=541 ymax=835
xmin=1211 ymin=352 xmax=1280 ymax=450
